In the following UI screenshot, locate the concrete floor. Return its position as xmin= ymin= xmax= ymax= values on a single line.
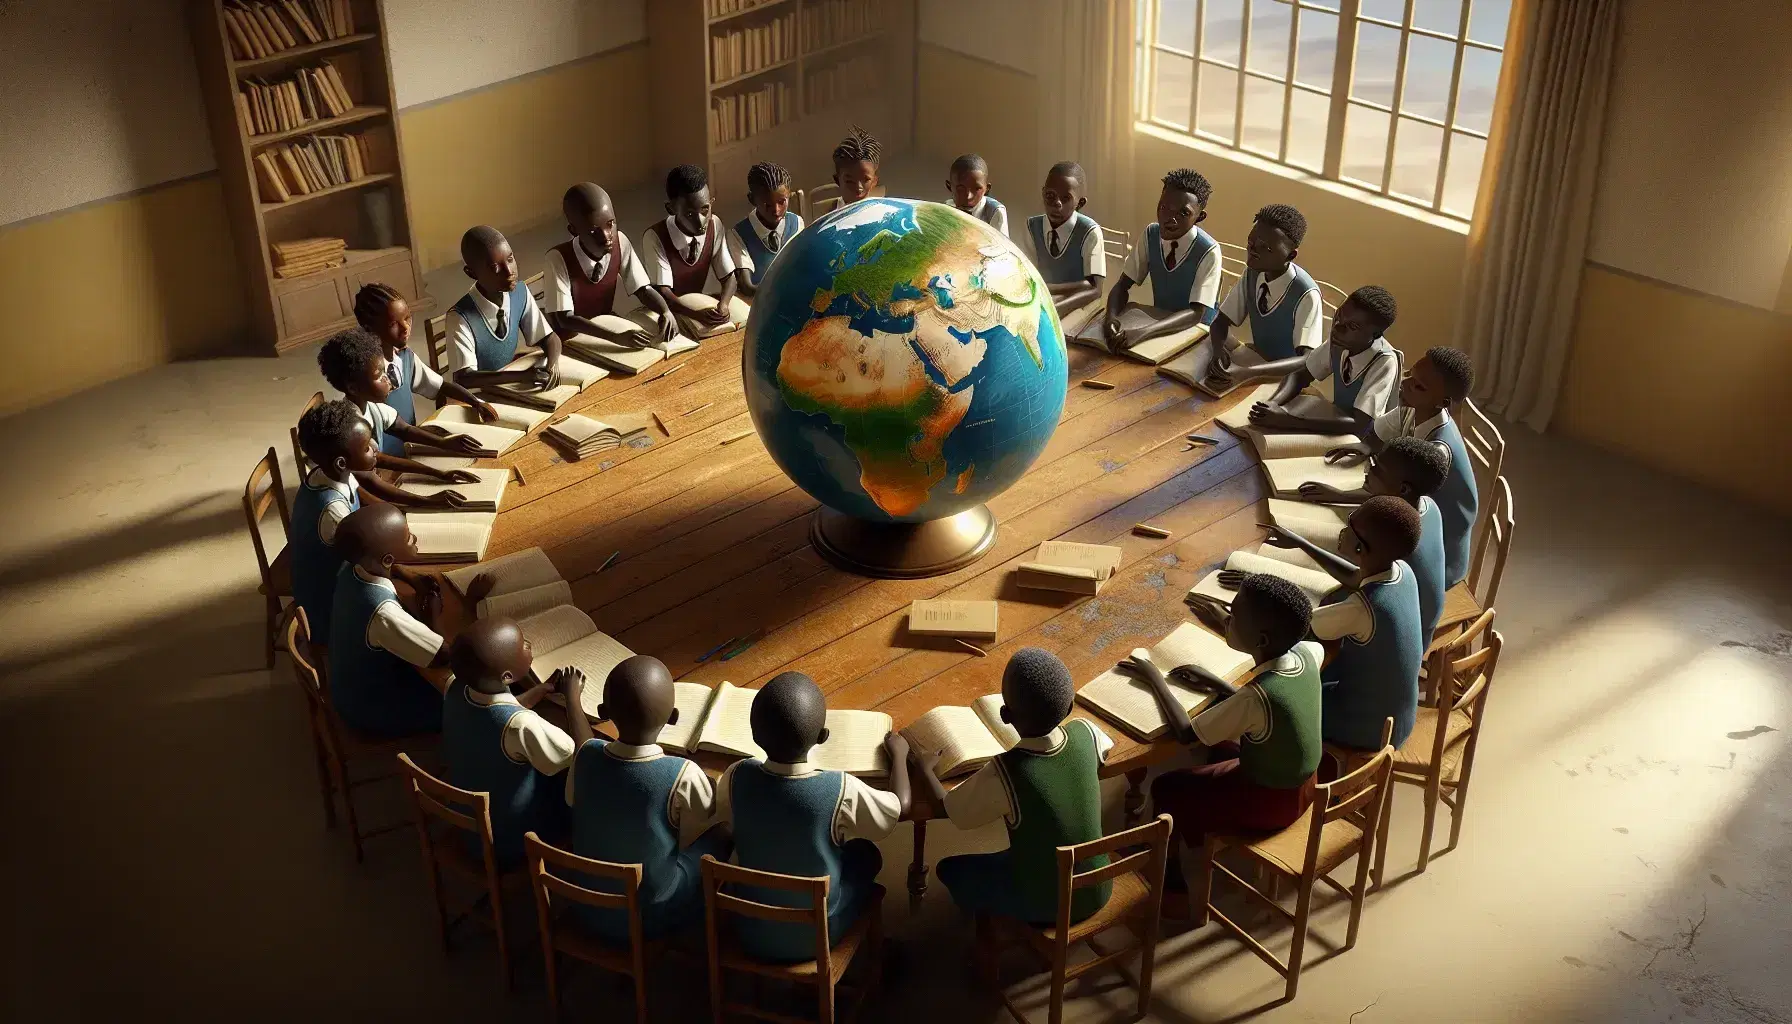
xmin=3 ymin=162 xmax=1789 ymax=1022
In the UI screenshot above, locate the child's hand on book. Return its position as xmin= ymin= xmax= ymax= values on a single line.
xmin=1121 ymin=650 xmax=1166 ymax=686
xmin=1215 ymin=569 xmax=1247 ymax=590
xmin=1262 ymin=524 xmax=1300 ymax=549
xmin=474 ymin=400 xmax=502 ymax=424
xmin=1297 ymin=481 xmax=1348 ymax=502
xmin=430 ymin=429 xmax=488 ymax=456
xmin=882 ymin=731 xmax=910 ymax=764
xmin=551 ymin=666 xmax=587 ymax=708
xmin=1249 ymin=401 xmax=1295 ymax=428
xmin=1183 ymin=592 xmax=1230 ymax=631
xmin=652 ymin=314 xmax=679 ymax=347
xmin=697 ymin=304 xmax=731 ymax=327
xmin=1103 ymin=314 xmax=1127 ymax=347
xmin=464 ymin=572 xmax=497 ymax=604
xmin=909 ymin=745 xmax=943 ymax=778
xmin=1324 ymin=445 xmax=1367 ymax=466
xmin=516 ymin=680 xmax=553 ymax=709
xmin=537 ymin=356 xmax=562 ymax=390
xmin=424 ymin=489 xmax=471 ymax=509
xmin=436 ymin=468 xmax=480 ymax=485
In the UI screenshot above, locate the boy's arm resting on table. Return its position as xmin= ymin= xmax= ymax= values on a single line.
xmin=432 ymin=379 xmax=499 ymax=422
xmin=883 ymin=732 xmax=912 ymax=820
xmin=1263 ymin=523 xmax=1360 ymax=582
xmin=384 ymin=421 xmax=489 ymax=458
xmin=910 ymin=746 xmax=951 ymax=811
xmin=546 ymin=309 xmax=649 ymax=347
xmin=936 ymin=758 xmax=1009 ymax=829
xmin=556 ymin=668 xmax=595 ymax=747
xmin=1296 ymin=480 xmax=1370 ymax=503
xmin=1188 ymin=685 xmax=1266 ymax=749
xmin=1047 ymin=275 xmax=1102 ymax=302
xmin=634 ymin=287 xmax=680 ymax=345
xmin=353 ymin=469 xmax=468 ymax=509
xmin=1121 ymin=652 xmax=1200 ymax=747
xmin=733 ymin=268 xmax=758 ymax=299
xmin=1127 ymin=302 xmax=1211 ymax=346
xmin=373 ymin=452 xmax=480 ymax=484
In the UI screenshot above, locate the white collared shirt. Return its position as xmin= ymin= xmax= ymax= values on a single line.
xmin=714 ymin=758 xmax=902 ymax=843
xmin=1374 ymin=405 xmax=1451 ymax=445
xmin=942 ymin=719 xmax=1114 ymax=830
xmin=446 ymin=284 xmax=554 ymax=376
xmin=963 ymin=195 xmax=1009 ymax=237
xmin=354 ymin=566 xmax=444 ymax=667
xmin=1018 ymin=216 xmax=1107 ymax=279
xmin=544 ymin=234 xmax=654 ymax=315
xmin=640 ymin=216 xmax=736 ymax=296
xmin=726 ymin=211 xmax=806 ymax=275
xmin=1217 ymin=264 xmax=1324 ymax=351
xmin=388 ymin=347 xmax=444 ymax=400
xmin=355 ymin=397 xmax=398 ymax=439
xmin=1303 ymin=337 xmax=1401 ymax=417
xmin=306 ymin=467 xmax=359 ymax=545
xmin=1121 ymin=224 xmax=1222 ymax=308
xmin=1309 ymin=565 xmax=1404 ymax=644
xmin=1190 ymin=642 xmax=1324 ymax=746
xmin=460 ymin=685 xmax=577 ymax=776
xmin=565 ymin=741 xmax=718 ymax=838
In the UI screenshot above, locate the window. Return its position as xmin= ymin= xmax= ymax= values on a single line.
xmin=1142 ymin=0 xmax=1510 ymax=219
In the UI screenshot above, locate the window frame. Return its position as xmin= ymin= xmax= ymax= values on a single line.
xmin=1140 ymin=0 xmax=1506 ymax=220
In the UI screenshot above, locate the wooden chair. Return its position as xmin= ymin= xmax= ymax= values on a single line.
xmin=700 ymin=855 xmax=884 ymax=1024
xmin=976 ymin=814 xmax=1173 ymax=1024
xmin=1099 ymin=225 xmax=1132 ymax=271
xmin=1434 ymin=474 xmax=1514 ymax=653
xmin=1457 ymin=398 xmax=1505 ymax=524
xmin=1218 ymin=239 xmax=1249 ymax=296
xmin=1379 ymin=614 xmax=1502 ymax=884
xmin=1196 ymin=720 xmax=1395 ymax=1002
xmin=291 ymin=390 xmax=326 ymax=480
xmin=398 ymin=752 xmax=522 ymax=989
xmin=244 ymin=447 xmax=293 ymax=668
xmin=286 ymin=609 xmax=431 ymax=861
xmin=524 ymin=832 xmax=663 ymax=1024
xmin=802 ymin=183 xmax=845 ymax=220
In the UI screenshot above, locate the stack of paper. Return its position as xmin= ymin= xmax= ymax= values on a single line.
xmin=398 ymin=466 xmax=509 ymax=514
xmin=1076 ymin=622 xmax=1253 ymax=741
xmin=1015 ymin=540 xmax=1124 ymax=596
xmin=1071 ymin=303 xmax=1210 ymax=365
xmin=542 ymin=413 xmax=653 ymax=461
xmin=908 ymin=599 xmax=999 ymax=641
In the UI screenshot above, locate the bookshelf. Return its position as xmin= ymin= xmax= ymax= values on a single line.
xmin=648 ymin=0 xmax=916 ymax=215
xmin=188 ymin=0 xmax=428 ymax=355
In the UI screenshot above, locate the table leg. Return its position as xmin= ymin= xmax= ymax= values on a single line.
xmin=1124 ymin=767 xmax=1149 ymax=825
xmin=907 ymin=819 xmax=929 ymax=912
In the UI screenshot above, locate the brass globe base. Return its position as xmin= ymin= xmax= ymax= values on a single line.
xmin=810 ymin=505 xmax=998 ymax=579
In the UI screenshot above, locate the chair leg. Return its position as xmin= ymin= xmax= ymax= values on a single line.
xmin=338 ymin=759 xmax=367 ymax=864
xmin=1416 ymin=772 xmax=1442 ymax=872
xmin=1135 ymin=900 xmax=1163 ymax=1020
xmin=265 ymin=602 xmax=279 ymax=669
xmin=412 ymin=827 xmax=453 ymax=953
xmin=1193 ymin=839 xmax=1216 ymax=928
xmin=632 ymin=964 xmax=649 ymax=1024
xmin=542 ymin=948 xmax=561 ymax=1024
xmin=817 ymin=970 xmax=836 ymax=1024
xmin=1048 ymin=949 xmax=1067 ymax=1024
xmin=488 ymin=872 xmax=513 ymax=991
xmin=706 ymin=920 xmax=726 ymax=1024
xmin=1283 ymin=879 xmax=1315 ymax=1002
xmin=1371 ymin=781 xmax=1394 ymax=891
xmin=975 ymin=913 xmax=999 ymax=987
xmin=1448 ymin=764 xmax=1476 ymax=853
xmin=308 ymin=721 xmax=338 ymax=830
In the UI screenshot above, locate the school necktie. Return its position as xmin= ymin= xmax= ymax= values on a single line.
xmin=685 ymin=235 xmax=700 ymax=263
xmin=1048 ymin=227 xmax=1060 ymax=255
xmin=1166 ymin=240 xmax=1179 ymax=269
xmin=386 ymin=361 xmax=400 ymax=389
xmin=492 ymin=295 xmax=506 ymax=339
xmin=765 ymin=227 xmax=780 ymax=253
xmin=1258 ymin=281 xmax=1272 ymax=315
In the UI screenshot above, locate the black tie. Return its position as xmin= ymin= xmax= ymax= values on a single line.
xmin=386 ymin=361 xmax=401 ymax=389
xmin=765 ymin=228 xmax=780 ymax=253
xmin=1048 ymin=227 xmax=1060 ymax=255
xmin=685 ymin=236 xmax=700 ymax=263
xmin=1166 ymin=240 xmax=1179 ymax=269
xmin=1258 ymin=281 xmax=1272 ymax=315
xmin=492 ymin=296 xmax=506 ymax=339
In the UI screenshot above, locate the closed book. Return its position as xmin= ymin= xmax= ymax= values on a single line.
xmin=1014 ymin=540 xmax=1122 ymax=595
xmin=259 ymin=3 xmax=299 ymax=49
xmin=222 ymin=10 xmax=256 ymax=60
xmin=232 ymin=3 xmax=274 ymax=57
xmin=253 ymin=153 xmax=290 ymax=202
xmin=248 ymin=5 xmax=288 ymax=54
xmin=907 ymin=599 xmax=998 ymax=641
xmin=281 ymin=0 xmax=322 ymax=42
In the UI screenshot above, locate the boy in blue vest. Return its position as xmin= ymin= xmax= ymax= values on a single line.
xmin=447 ymin=225 xmax=565 ymax=390
xmin=353 ymin=283 xmax=499 ymax=450
xmin=714 ymin=671 xmax=910 ymax=961
xmin=1230 ymin=285 xmax=1403 ymax=431
xmin=327 ymin=503 xmax=450 ymax=737
xmin=1131 ymin=575 xmax=1320 ymax=916
xmin=559 ymin=655 xmax=732 ymax=944
xmin=915 ymin=648 xmax=1113 ymax=926
xmin=1208 ymin=204 xmax=1321 ymax=364
xmin=642 ymin=164 xmax=746 ymax=338
xmin=442 ymin=617 xmax=578 ymax=867
xmin=946 ymin=153 xmax=1007 ymax=237
xmin=727 ymin=162 xmax=805 ymax=300
xmin=1321 ymin=347 xmax=1480 ymax=587
xmin=1101 ymin=168 xmax=1221 ymax=352
xmin=831 ymin=125 xmax=882 ymax=208
xmin=317 ymin=328 xmax=492 ymax=476
xmin=1020 ymin=161 xmax=1107 ymax=337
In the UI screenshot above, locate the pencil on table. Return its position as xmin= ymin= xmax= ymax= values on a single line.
xmin=652 ymin=411 xmax=670 ymax=436
xmin=511 ymin=465 xmax=527 ymax=485
xmin=1132 ymin=523 xmax=1172 ymax=538
xmin=720 ymin=628 xmax=766 ymax=661
xmin=953 ymin=638 xmax=988 ymax=657
xmin=683 ymin=402 xmax=713 ymax=417
xmin=697 ymin=637 xmax=738 ymax=663
xmin=598 ymin=550 xmax=620 ymax=572
xmin=721 ymin=431 xmax=754 ymax=446
xmin=648 ymin=363 xmax=684 ymax=383
xmin=1082 ymin=379 xmax=1117 ymax=390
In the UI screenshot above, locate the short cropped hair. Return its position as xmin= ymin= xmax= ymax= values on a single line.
xmin=1162 ymin=168 xmax=1213 ymax=206
xmin=1356 ymin=494 xmax=1423 ymax=560
xmin=1350 ymin=285 xmax=1398 ymax=331
xmin=459 ymin=225 xmax=507 ymax=269
xmin=950 ymin=153 xmax=988 ymax=177
xmin=746 ymin=161 xmax=792 ymax=196
xmin=1254 ymin=203 xmax=1308 ymax=246
xmin=1381 ymin=436 xmax=1451 ymax=497
xmin=1426 ymin=346 xmax=1475 ymax=401
xmin=1003 ymin=647 xmax=1076 ymax=724
xmin=1048 ymin=160 xmax=1085 ymax=186
xmin=562 ymin=182 xmax=604 ymax=216
xmin=1235 ymin=574 xmax=1312 ymax=657
xmin=296 ymin=398 xmax=365 ymax=465
xmin=316 ymin=327 xmax=383 ymax=392
xmin=832 ymin=124 xmax=882 ymax=168
xmin=665 ymin=163 xmax=708 ymax=199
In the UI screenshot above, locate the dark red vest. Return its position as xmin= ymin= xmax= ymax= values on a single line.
xmin=551 ymin=237 xmax=621 ymax=317
xmin=651 ymin=217 xmax=716 ymax=296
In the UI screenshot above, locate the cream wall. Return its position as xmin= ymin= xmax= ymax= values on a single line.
xmin=915 ymin=1 xmax=1041 ymax=201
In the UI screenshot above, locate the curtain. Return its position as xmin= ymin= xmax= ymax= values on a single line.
xmin=1035 ymin=0 xmax=1137 ymax=215
xmin=1453 ymin=0 xmax=1621 ymax=431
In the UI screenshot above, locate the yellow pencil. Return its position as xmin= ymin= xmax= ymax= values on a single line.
xmin=652 ymin=411 xmax=670 ymax=436
xmin=953 ymin=638 xmax=988 ymax=657
xmin=720 ymin=431 xmax=754 ymax=446
xmin=1132 ymin=523 xmax=1172 ymax=538
xmin=1082 ymin=379 xmax=1117 ymax=390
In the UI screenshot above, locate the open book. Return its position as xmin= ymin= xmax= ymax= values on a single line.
xmin=1261 ymin=456 xmax=1369 ymax=499
xmin=671 ymin=293 xmax=750 ymax=339
xmin=430 ymin=399 xmax=549 ymax=435
xmin=1157 ymin=339 xmax=1267 ymax=396
xmin=1071 ymin=304 xmax=1211 ymax=365
xmin=515 ymin=604 xmax=636 ymax=691
xmin=444 ymin=546 xmax=562 ymax=598
xmin=562 ymin=315 xmax=701 ymax=375
xmin=1076 ymin=622 xmax=1253 ymax=741
xmin=398 ymin=466 xmax=509 ymax=514
xmin=476 ymin=580 xmax=574 ymax=620
xmin=417 ymin=407 xmax=527 ymax=457
xmin=1216 ymin=383 xmax=1280 ymax=431
xmin=1186 ymin=549 xmax=1342 ymax=607
xmin=405 ymin=513 xmax=497 ymax=564
xmin=684 ymin=681 xmax=893 ymax=776
xmin=1242 ymin=427 xmax=1359 ymax=461
xmin=899 ymin=695 xmax=1021 ymax=779
xmin=543 ymin=412 xmax=653 ymax=460
xmin=1015 ymin=540 xmax=1124 ymax=596
xmin=908 ymin=599 xmax=999 ymax=641
xmin=481 ymin=353 xmax=610 ymax=411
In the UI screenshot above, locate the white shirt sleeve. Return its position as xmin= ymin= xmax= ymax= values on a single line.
xmin=988 ymin=203 xmax=1009 ymax=237
xmin=1121 ymin=226 xmax=1151 ymax=283
xmin=1192 ymin=245 xmax=1222 ymax=308
xmin=942 ymin=761 xmax=1013 ymax=829
xmin=361 ymin=400 xmax=397 ymax=433
xmin=500 ymin=708 xmax=577 ymax=775
xmin=1352 ymin=348 xmax=1401 ymax=417
xmin=1191 ymin=687 xmax=1269 ymax=746
xmin=712 ymin=762 xmax=738 ymax=828
xmin=613 ymin=235 xmax=652 ymax=297
xmin=1310 ymin=591 xmax=1374 ymax=644
xmin=707 ymin=221 xmax=737 ymax=282
xmin=446 ymin=310 xmax=477 ymax=377
xmin=543 ymin=248 xmax=574 ymax=315
xmin=834 ymin=772 xmax=902 ymax=843
xmin=1085 ymin=719 xmax=1115 ymax=762
xmin=367 ymin=598 xmax=444 ymax=668
xmin=410 ymin=353 xmax=444 ymax=400
xmin=1373 ymin=406 xmax=1411 ymax=443
xmin=1084 ymin=223 xmax=1107 ymax=279
xmin=1305 ymin=341 xmax=1336 ymax=380
xmin=1295 ymin=289 xmax=1323 ymax=351
xmin=316 ymin=496 xmax=351 ymax=545
xmin=517 ymin=289 xmax=552 ymax=347
xmin=1217 ymin=277 xmax=1246 ymax=325
xmin=670 ymin=760 xmax=718 ymax=838
xmin=724 ymin=224 xmax=754 ymax=275
xmin=639 ymin=228 xmax=674 ymax=289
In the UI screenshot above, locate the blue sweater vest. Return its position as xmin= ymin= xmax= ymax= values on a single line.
xmin=734 ymin=211 xmax=802 ymax=285
xmin=289 ymin=478 xmax=358 ymax=646
xmin=1145 ymin=223 xmax=1218 ymax=318
xmin=1321 ymin=562 xmax=1423 ymax=749
xmin=1429 ymin=413 xmax=1479 ymax=587
xmin=451 ymin=282 xmax=530 ymax=372
xmin=1244 ymin=264 xmax=1318 ymax=360
xmin=729 ymin=762 xmax=849 ymax=960
xmin=1330 ymin=338 xmax=1398 ymax=416
xmin=1410 ymin=497 xmax=1447 ymax=644
xmin=1026 ymin=213 xmax=1096 ymax=285
xmin=571 ymin=740 xmax=693 ymax=941
xmin=974 ymin=195 xmax=1006 ymax=231
xmin=327 ymin=568 xmax=442 ymax=737
xmin=380 ymin=348 xmax=416 ymax=456
xmin=443 ymin=681 xmax=563 ymax=869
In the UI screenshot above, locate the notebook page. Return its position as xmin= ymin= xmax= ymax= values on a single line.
xmin=1125 ymin=318 xmax=1211 ymax=365
xmin=972 ymin=693 xmax=1021 ymax=749
xmin=1216 ymin=384 xmax=1280 ymax=430
xmin=515 ymin=605 xmax=598 ymax=659
xmin=1261 ymin=456 xmax=1368 ymax=497
xmin=695 ymin=682 xmax=765 ymax=760
xmin=658 ymin=682 xmax=720 ymax=754
xmin=533 ymin=630 xmax=636 ymax=693
xmin=416 ymin=416 xmax=526 ymax=456
xmin=813 ymin=710 xmax=893 ymax=777
xmin=1075 ymin=623 xmax=1245 ymax=740
xmin=477 ymin=580 xmax=574 ymax=621
xmin=901 ymin=706 xmax=1002 ymax=779
xmin=398 ymin=467 xmax=509 ymax=511
xmin=567 ymin=336 xmax=664 ymax=374
xmin=1247 ymin=430 xmax=1360 ymax=461
xmin=1267 ymin=498 xmax=1350 ymax=530
xmin=444 ymin=546 xmax=562 ymax=596
xmin=1251 ymin=541 xmax=1331 ymax=573
xmin=406 ymin=515 xmax=495 ymax=563
xmin=1224 ymin=550 xmax=1341 ymax=605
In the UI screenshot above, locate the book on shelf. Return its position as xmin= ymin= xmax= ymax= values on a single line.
xmin=397 ymin=466 xmax=510 ymax=514
xmin=222 ymin=0 xmax=356 ymax=61
xmin=907 ymin=600 xmax=998 ymax=641
xmin=406 ymin=513 xmax=497 ymax=565
xmin=514 ymin=604 xmax=637 ymax=694
xmin=804 ymin=54 xmax=880 ymax=113
xmin=542 ymin=413 xmax=653 ymax=460
xmin=1185 ymin=549 xmax=1342 ymax=608
xmin=561 ymin=321 xmax=700 ymax=375
xmin=898 ymin=694 xmax=1021 ymax=779
xmin=802 ymin=0 xmax=880 ymax=51
xmin=417 ymin=407 xmax=527 ymax=457
xmin=678 ymin=681 xmax=893 ymax=777
xmin=239 ymin=64 xmax=354 ymax=136
xmin=1014 ymin=540 xmax=1124 ymax=596
xmin=445 ymin=546 xmax=563 ymax=598
xmin=1071 ymin=304 xmax=1210 ymax=365
xmin=710 ymin=81 xmax=792 ymax=147
xmin=1261 ymin=456 xmax=1368 ymax=500
xmin=1076 ymin=622 xmax=1252 ymax=741
xmin=270 ymin=236 xmax=347 ymax=278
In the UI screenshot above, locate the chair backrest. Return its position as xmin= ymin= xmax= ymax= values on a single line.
xmin=424 ymin=313 xmax=450 ymax=375
xmin=291 ymin=391 xmax=326 ymax=479
xmin=286 ymin=606 xmax=347 ymax=754
xmin=802 ymin=183 xmax=843 ymax=221
xmin=1101 ymin=225 xmax=1133 ymax=270
xmin=1457 ymin=398 xmax=1504 ymax=517
xmin=243 ymin=447 xmax=291 ymax=589
xmin=398 ymin=751 xmax=497 ymax=862
xmin=1434 ymin=610 xmax=1499 ymax=710
xmin=1466 ymin=476 xmax=1514 ymax=611
xmin=1052 ymin=814 xmax=1171 ymax=937
xmin=525 ymin=270 xmax=546 ymax=305
xmin=525 ymin=832 xmax=645 ymax=951
xmin=1218 ymin=239 xmax=1249 ymax=296
xmin=1309 ymin=719 xmax=1394 ymax=872
xmin=701 ymin=854 xmax=833 ymax=965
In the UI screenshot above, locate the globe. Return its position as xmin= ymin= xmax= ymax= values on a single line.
xmin=742 ymin=198 xmax=1068 ymax=566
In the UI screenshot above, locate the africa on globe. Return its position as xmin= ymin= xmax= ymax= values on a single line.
xmin=742 ymin=198 xmax=1069 ymax=576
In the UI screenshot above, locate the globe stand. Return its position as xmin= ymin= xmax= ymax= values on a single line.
xmin=810 ymin=505 xmax=997 ymax=579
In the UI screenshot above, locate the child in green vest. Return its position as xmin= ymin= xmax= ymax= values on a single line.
xmin=916 ymin=648 xmax=1114 ymax=925
xmin=1136 ymin=575 xmax=1322 ymax=915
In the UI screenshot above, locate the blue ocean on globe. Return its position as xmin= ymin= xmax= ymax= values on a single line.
xmin=742 ymin=198 xmax=1068 ymax=524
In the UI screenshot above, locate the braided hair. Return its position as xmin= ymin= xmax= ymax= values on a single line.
xmin=746 ymin=161 xmax=793 ymax=198
xmin=832 ymin=124 xmax=882 ymax=169
xmin=352 ymin=282 xmax=403 ymax=332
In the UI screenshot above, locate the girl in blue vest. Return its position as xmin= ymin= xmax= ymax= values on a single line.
xmin=316 ymin=327 xmax=491 ymax=475
xmin=327 ymin=503 xmax=450 ymax=737
xmin=1101 ymin=168 xmax=1222 ymax=353
xmin=559 ymin=655 xmax=732 ymax=944
xmin=1208 ymin=204 xmax=1322 ymax=364
xmin=1233 ymin=285 xmax=1403 ymax=432
xmin=714 ymin=672 xmax=910 ymax=962
xmin=946 ymin=153 xmax=1008 ymax=237
xmin=1022 ymin=161 xmax=1107 ymax=337
xmin=727 ymin=162 xmax=805 ymax=300
xmin=353 ymin=283 xmax=498 ymax=455
xmin=446 ymin=225 xmax=565 ymax=391
xmin=915 ymin=648 xmax=1113 ymax=926
xmin=1321 ymin=347 xmax=1481 ymax=587
xmin=441 ymin=617 xmax=577 ymax=868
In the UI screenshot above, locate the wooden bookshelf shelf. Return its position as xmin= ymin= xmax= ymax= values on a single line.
xmin=271 ymin=245 xmax=408 ymax=291
xmin=800 ymin=30 xmax=884 ymax=63
xmin=710 ymin=56 xmax=797 ymax=91
xmin=258 ymin=172 xmax=396 ymax=214
xmin=705 ymin=0 xmax=793 ymax=28
xmin=232 ymin=31 xmax=379 ymax=71
xmin=247 ymin=105 xmax=388 ymax=147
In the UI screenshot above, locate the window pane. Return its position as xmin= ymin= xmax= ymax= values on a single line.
xmin=1390 ymin=117 xmax=1443 ymax=204
xmin=1454 ymin=46 xmax=1501 ymax=134
xmin=1441 ymin=131 xmax=1486 ymax=215
xmin=1153 ymin=51 xmax=1194 ymax=127
xmin=1203 ymin=0 xmax=1244 ymax=63
xmin=1157 ymin=0 xmax=1198 ymax=51
xmin=1352 ymin=21 xmax=1400 ymax=107
xmin=1294 ymin=9 xmax=1338 ymax=89
xmin=1242 ymin=76 xmax=1286 ymax=155
xmin=1287 ymin=88 xmax=1330 ymax=170
xmin=1359 ymin=0 xmax=1406 ymax=23
xmin=1301 ymin=0 xmax=1341 ymax=10
xmin=1400 ymin=32 xmax=1456 ymax=121
xmin=1197 ymin=63 xmax=1240 ymax=141
xmin=1412 ymin=0 xmax=1462 ymax=35
xmin=1467 ymin=0 xmax=1511 ymax=45
xmin=1248 ymin=1 xmax=1292 ymax=76
xmin=1342 ymin=103 xmax=1391 ymax=186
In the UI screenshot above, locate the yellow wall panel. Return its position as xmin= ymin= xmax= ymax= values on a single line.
xmin=916 ymin=45 xmax=1039 ymax=196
